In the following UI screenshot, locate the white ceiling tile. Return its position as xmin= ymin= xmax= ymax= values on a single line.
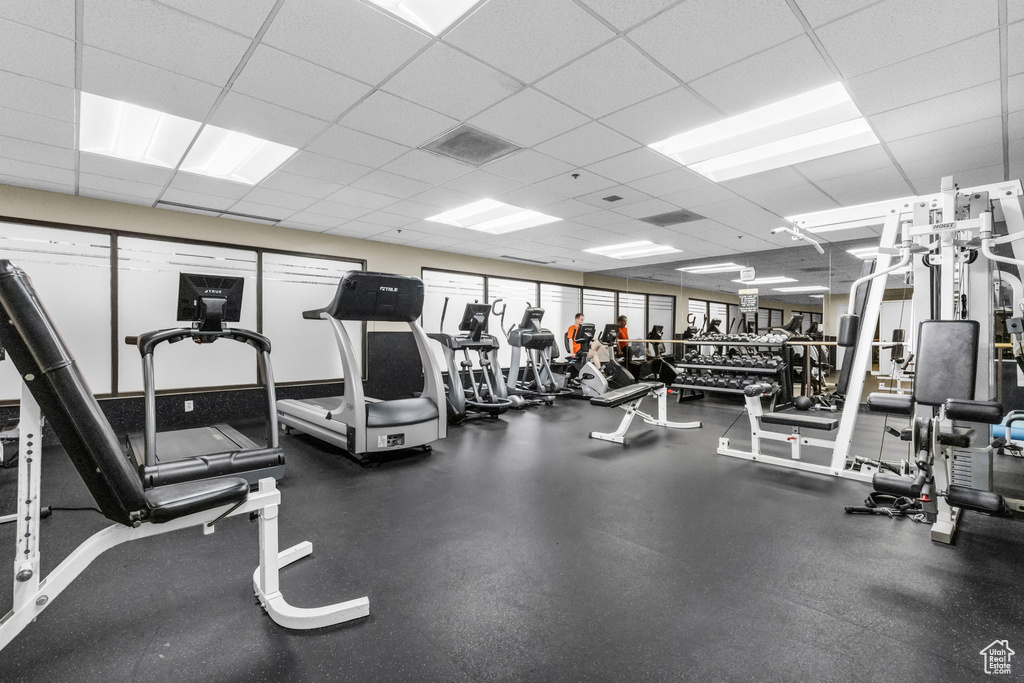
xmin=628 ymin=0 xmax=803 ymax=81
xmin=898 ymin=143 xmax=1003 ymax=182
xmin=339 ymin=91 xmax=459 ymax=147
xmin=661 ymin=183 xmax=736 ymax=208
xmin=1010 ymin=21 xmax=1024 ymax=76
xmin=442 ymin=170 xmax=523 ymax=197
xmin=1009 ymin=73 xmax=1024 ymax=112
xmin=381 ymin=150 xmax=474 ymax=185
xmin=384 ymin=43 xmax=524 ymax=120
xmin=814 ymin=165 xmax=912 ymax=198
xmin=0 ymin=174 xmax=73 ymax=195
xmin=826 ymin=181 xmax=921 ymax=206
xmin=0 ymin=136 xmax=76 ymax=169
xmin=720 ymin=167 xmax=810 ymax=197
xmin=887 ymin=116 xmax=1003 ymax=166
xmin=351 ymin=170 xmax=434 ymax=198
xmin=626 ymin=167 xmax=711 ymax=197
xmin=0 ymin=18 xmax=74 ymax=87
xmin=1010 ymin=110 xmax=1024 ymax=141
xmin=225 ymin=215 xmax=278 ymax=226
xmin=794 ymin=146 xmax=895 ymax=182
xmin=0 ymin=72 xmax=74 ymax=123
xmin=257 ymin=171 xmax=343 ymax=199
xmin=870 ymin=81 xmax=1001 ymax=141
xmin=226 ymin=200 xmax=294 ymax=220
xmin=468 ymin=88 xmax=589 ymax=147
xmin=577 ymin=0 xmax=677 ymax=30
xmin=847 ymin=32 xmax=999 ymax=116
xmin=584 ymin=148 xmax=680 ymax=185
xmin=576 ymin=185 xmax=652 ymax=209
xmin=816 ymin=0 xmax=998 ymax=78
xmin=84 ymin=0 xmax=251 ymax=85
xmin=382 ymin=198 xmax=442 ymax=218
xmin=239 ymin=186 xmax=317 ymax=211
xmin=611 ymin=198 xmax=681 ymax=219
xmin=303 ymin=200 xmax=373 ymax=220
xmin=79 ymin=188 xmax=157 ymax=207
xmin=572 ymin=210 xmax=634 ymax=227
xmin=483 ymin=149 xmax=575 ymax=184
xmin=689 ymin=36 xmax=835 ymax=115
xmin=495 ymin=185 xmax=566 ymax=209
xmin=325 ymin=222 xmax=390 ymax=238
xmin=0 ymin=0 xmax=75 ymax=37
xmin=79 ymin=154 xmax=176 ymax=186
xmin=535 ymin=123 xmax=639 ymax=167
xmin=534 ymin=169 xmax=617 ymax=197
xmin=159 ymin=187 xmax=238 ymax=210
xmin=0 ymin=157 xmax=74 ymax=185
xmin=153 ymin=0 xmax=277 ymax=37
xmin=358 ymin=212 xmax=419 ymax=228
xmin=792 ymin=0 xmax=877 ymax=27
xmin=326 ymin=186 xmax=397 ymax=210
xmin=535 ymin=39 xmax=676 ymax=119
xmin=209 ymin=92 xmax=329 ymax=148
xmin=231 ymin=45 xmax=372 ymax=121
xmin=169 ymin=172 xmax=252 ymax=199
xmin=408 ymin=186 xmax=478 ymax=208
xmin=284 ymin=211 xmax=346 ymax=229
xmin=599 ymin=87 xmax=720 ymax=145
xmin=279 ymin=221 xmax=330 ymax=233
xmin=444 ymin=0 xmax=614 ymax=83
xmin=279 ymin=151 xmax=370 ymax=185
xmin=157 ymin=204 xmax=220 ymax=217
xmin=0 ymin=107 xmax=75 ymax=147
xmin=263 ymin=0 xmax=429 ymax=84
xmin=306 ymin=125 xmax=410 ymax=167
xmin=82 ymin=47 xmax=222 ymax=122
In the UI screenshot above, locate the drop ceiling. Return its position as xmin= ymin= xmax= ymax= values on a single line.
xmin=0 ymin=0 xmax=1019 ymax=280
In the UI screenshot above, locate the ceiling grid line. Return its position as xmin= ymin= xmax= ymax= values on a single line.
xmin=73 ymin=0 xmax=84 ymax=196
xmin=999 ymin=0 xmax=1010 ymax=181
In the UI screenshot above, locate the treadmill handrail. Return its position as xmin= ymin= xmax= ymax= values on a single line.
xmin=127 ymin=327 xmax=272 ymax=355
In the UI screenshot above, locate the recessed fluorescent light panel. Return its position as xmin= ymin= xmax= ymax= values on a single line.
xmin=847 ymin=247 xmax=880 ymax=259
xmin=650 ymin=83 xmax=879 ymax=182
xmin=585 ymin=241 xmax=682 ymax=260
xmin=426 ymin=199 xmax=561 ymax=235
xmin=809 ymin=294 xmax=825 ymax=299
xmin=677 ymin=262 xmax=744 ymax=274
xmin=79 ymin=92 xmax=200 ymax=168
xmin=731 ymin=276 xmax=796 ymax=285
xmin=365 ymin=0 xmax=479 ymax=35
xmin=179 ymin=125 xmax=297 ymax=185
xmin=79 ymin=93 xmax=297 ymax=184
xmin=773 ymin=285 xmax=831 ymax=293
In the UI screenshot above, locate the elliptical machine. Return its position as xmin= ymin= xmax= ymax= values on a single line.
xmin=499 ymin=303 xmax=563 ymax=405
xmin=428 ymin=298 xmax=514 ymax=423
xmin=597 ymin=324 xmax=636 ymax=389
xmin=559 ymin=323 xmax=609 ymax=398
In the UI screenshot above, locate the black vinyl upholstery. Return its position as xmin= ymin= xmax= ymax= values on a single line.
xmin=0 ymin=260 xmax=249 ymax=526
xmin=590 ymin=382 xmax=659 ymax=408
xmin=760 ymin=413 xmax=838 ymax=431
xmin=913 ymin=320 xmax=978 ymax=406
xmin=366 ymin=397 xmax=439 ymax=427
xmin=866 ymin=393 xmax=914 ymax=415
xmin=945 ymin=399 xmax=1003 ymax=424
xmin=304 ymin=271 xmax=424 ymax=322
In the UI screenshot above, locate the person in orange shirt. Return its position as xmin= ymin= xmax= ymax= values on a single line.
xmin=616 ymin=315 xmax=629 ymax=354
xmin=566 ymin=312 xmax=585 ymax=355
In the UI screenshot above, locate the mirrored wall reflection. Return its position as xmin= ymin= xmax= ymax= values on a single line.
xmin=262 ymin=253 xmax=364 ymax=384
xmin=0 ymin=223 xmax=113 ymax=400
xmin=117 ymin=237 xmax=259 ymax=392
xmin=540 ymin=283 xmax=583 ymax=354
xmin=422 ymin=270 xmax=486 ymax=370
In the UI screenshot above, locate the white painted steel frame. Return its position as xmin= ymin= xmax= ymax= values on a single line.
xmin=589 ymin=384 xmax=701 ymax=444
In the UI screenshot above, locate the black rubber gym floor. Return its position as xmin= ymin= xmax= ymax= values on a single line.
xmin=1 ymin=396 xmax=1023 ymax=682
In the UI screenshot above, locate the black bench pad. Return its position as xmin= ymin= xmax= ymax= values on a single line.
xmin=945 ymin=399 xmax=1003 ymax=424
xmin=145 ymin=477 xmax=250 ymax=524
xmin=867 ymin=393 xmax=914 ymax=415
xmin=761 ymin=412 xmax=839 ymax=431
xmin=590 ymin=382 xmax=661 ymax=408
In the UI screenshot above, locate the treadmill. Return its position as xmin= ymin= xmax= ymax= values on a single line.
xmin=276 ymin=271 xmax=446 ymax=460
xmin=124 ymin=273 xmax=285 ymax=487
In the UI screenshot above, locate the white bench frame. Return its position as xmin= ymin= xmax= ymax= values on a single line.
xmin=590 ymin=384 xmax=701 ymax=445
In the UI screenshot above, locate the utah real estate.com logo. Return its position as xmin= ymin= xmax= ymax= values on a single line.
xmin=980 ymin=640 xmax=1015 ymax=675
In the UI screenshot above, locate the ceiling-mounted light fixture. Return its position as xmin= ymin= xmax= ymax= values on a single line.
xmin=179 ymin=125 xmax=298 ymax=185
xmin=584 ymin=240 xmax=682 ymax=259
xmin=730 ymin=276 xmax=796 ymax=285
xmin=676 ymin=262 xmax=744 ymax=274
xmin=365 ymin=0 xmax=480 ymax=35
xmin=426 ymin=199 xmax=561 ymax=234
xmin=79 ymin=92 xmax=201 ymax=168
xmin=773 ymin=285 xmax=830 ymax=293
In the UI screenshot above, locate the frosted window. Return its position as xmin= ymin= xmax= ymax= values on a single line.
xmin=487 ymin=278 xmax=539 ymax=368
xmin=423 ymin=269 xmax=486 ymax=370
xmin=584 ymin=289 xmax=616 ymax=341
xmin=757 ymin=307 xmax=770 ymax=332
xmin=541 ymin=283 xmax=582 ymax=355
xmin=648 ymin=295 xmax=675 ymax=340
xmin=709 ymin=302 xmax=728 ymax=332
xmin=689 ymin=299 xmax=708 ymax=334
xmin=618 ymin=292 xmax=646 ymax=346
xmin=771 ymin=308 xmax=783 ymax=328
xmin=262 ymin=253 xmax=363 ymax=383
xmin=0 ymin=223 xmax=112 ymax=399
xmin=118 ymin=238 xmax=258 ymax=392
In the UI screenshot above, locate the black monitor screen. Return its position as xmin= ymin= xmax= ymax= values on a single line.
xmin=600 ymin=324 xmax=619 ymax=343
xmin=573 ymin=323 xmax=596 ymax=342
xmin=648 ymin=325 xmax=663 ymax=340
xmin=177 ymin=273 xmax=244 ymax=323
xmin=518 ymin=307 xmax=545 ymax=330
xmin=458 ymin=303 xmax=492 ymax=332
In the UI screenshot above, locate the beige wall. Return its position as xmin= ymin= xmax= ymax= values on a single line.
xmin=0 ymin=183 xmax=807 ymax=333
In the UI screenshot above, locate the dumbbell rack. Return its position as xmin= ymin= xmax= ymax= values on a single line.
xmin=671 ymin=340 xmax=794 ymax=410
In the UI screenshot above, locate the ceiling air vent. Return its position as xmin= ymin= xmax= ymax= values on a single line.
xmin=501 ymin=254 xmax=554 ymax=265
xmin=421 ymin=124 xmax=522 ymax=166
xmin=638 ymin=208 xmax=705 ymax=227
xmin=603 ymin=195 xmax=623 ymax=202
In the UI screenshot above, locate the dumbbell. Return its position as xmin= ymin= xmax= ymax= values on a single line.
xmin=716 ymin=375 xmax=730 ymax=388
xmin=727 ymin=376 xmax=743 ymax=389
xmin=742 ymin=355 xmax=757 ymax=367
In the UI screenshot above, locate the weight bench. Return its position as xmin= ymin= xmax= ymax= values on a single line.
xmin=589 ymin=381 xmax=701 ymax=445
xmin=0 ymin=260 xmax=368 ymax=651
xmin=861 ymin=320 xmax=1008 ymax=543
xmin=718 ymin=383 xmax=841 ymax=475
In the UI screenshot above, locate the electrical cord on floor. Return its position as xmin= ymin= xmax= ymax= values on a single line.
xmin=39 ymin=506 xmax=103 ymax=519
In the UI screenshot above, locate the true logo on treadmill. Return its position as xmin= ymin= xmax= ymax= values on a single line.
xmin=202 ymin=289 xmax=224 ymax=294
xmin=379 ymin=286 xmax=399 ymax=292
xmin=980 ymin=640 xmax=1014 ymax=675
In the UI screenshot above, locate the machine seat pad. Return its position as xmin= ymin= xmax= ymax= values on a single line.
xmin=760 ymin=412 xmax=838 ymax=431
xmin=366 ymin=397 xmax=439 ymax=428
xmin=945 ymin=399 xmax=1003 ymax=425
xmin=144 ymin=476 xmax=249 ymax=524
xmin=866 ymin=393 xmax=914 ymax=415
xmin=590 ymin=382 xmax=661 ymax=408
xmin=141 ymin=447 xmax=285 ymax=488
